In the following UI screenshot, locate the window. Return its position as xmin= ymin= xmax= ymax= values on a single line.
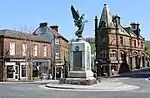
xmin=10 ymin=42 xmax=15 ymax=55
xmin=141 ymin=42 xmax=143 ymax=48
xmin=55 ymin=38 xmax=59 ymax=45
xmin=33 ymin=44 xmax=38 ymax=56
xmin=100 ymin=21 xmax=106 ymax=28
xmin=120 ymin=37 xmax=123 ymax=45
xmin=43 ymin=45 xmax=47 ymax=57
xmin=134 ymin=40 xmax=136 ymax=47
xmin=101 ymin=50 xmax=107 ymax=58
xmin=21 ymin=65 xmax=26 ymax=77
xmin=110 ymin=50 xmax=117 ymax=57
xmin=22 ymin=43 xmax=27 ymax=56
xmin=55 ymin=50 xmax=59 ymax=59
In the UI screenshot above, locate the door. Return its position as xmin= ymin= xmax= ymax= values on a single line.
xmin=7 ymin=65 xmax=14 ymax=79
xmin=14 ymin=65 xmax=19 ymax=80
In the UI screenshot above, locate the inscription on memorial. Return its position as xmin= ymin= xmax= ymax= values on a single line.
xmin=73 ymin=51 xmax=82 ymax=71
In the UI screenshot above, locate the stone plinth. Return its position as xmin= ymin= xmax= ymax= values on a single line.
xmin=60 ymin=38 xmax=97 ymax=85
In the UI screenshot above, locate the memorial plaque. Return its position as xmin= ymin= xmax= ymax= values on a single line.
xmin=73 ymin=51 xmax=82 ymax=71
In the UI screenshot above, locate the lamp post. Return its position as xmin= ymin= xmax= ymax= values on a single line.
xmin=50 ymin=38 xmax=56 ymax=80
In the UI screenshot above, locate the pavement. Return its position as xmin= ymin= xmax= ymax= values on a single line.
xmin=45 ymin=78 xmax=140 ymax=91
xmin=0 ymin=80 xmax=59 ymax=85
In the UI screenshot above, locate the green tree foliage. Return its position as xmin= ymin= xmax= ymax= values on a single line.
xmin=145 ymin=41 xmax=150 ymax=53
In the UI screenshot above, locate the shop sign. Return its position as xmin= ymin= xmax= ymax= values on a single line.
xmin=31 ymin=59 xmax=51 ymax=62
xmin=10 ymin=59 xmax=26 ymax=62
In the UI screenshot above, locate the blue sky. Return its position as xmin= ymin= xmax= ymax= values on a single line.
xmin=0 ymin=0 xmax=149 ymax=40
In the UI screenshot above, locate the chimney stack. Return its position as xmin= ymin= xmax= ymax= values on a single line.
xmin=50 ymin=25 xmax=59 ymax=32
xmin=130 ymin=22 xmax=140 ymax=36
xmin=39 ymin=22 xmax=48 ymax=27
xmin=112 ymin=15 xmax=121 ymax=25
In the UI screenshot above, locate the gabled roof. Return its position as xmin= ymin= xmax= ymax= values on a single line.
xmin=33 ymin=23 xmax=69 ymax=43
xmin=49 ymin=27 xmax=69 ymax=42
xmin=99 ymin=4 xmax=145 ymax=40
xmin=0 ymin=29 xmax=50 ymax=43
xmin=99 ymin=4 xmax=115 ymax=28
xmin=118 ymin=25 xmax=130 ymax=36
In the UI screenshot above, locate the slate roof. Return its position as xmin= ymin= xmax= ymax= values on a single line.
xmin=99 ymin=4 xmax=144 ymax=39
xmin=33 ymin=25 xmax=69 ymax=43
xmin=99 ymin=4 xmax=115 ymax=28
xmin=0 ymin=29 xmax=50 ymax=43
xmin=124 ymin=27 xmax=144 ymax=39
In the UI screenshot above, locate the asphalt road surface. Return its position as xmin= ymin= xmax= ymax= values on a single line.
xmin=0 ymin=68 xmax=150 ymax=98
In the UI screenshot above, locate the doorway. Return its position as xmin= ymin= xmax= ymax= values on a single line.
xmin=14 ymin=65 xmax=19 ymax=80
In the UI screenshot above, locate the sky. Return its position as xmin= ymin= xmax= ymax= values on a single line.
xmin=0 ymin=0 xmax=150 ymax=40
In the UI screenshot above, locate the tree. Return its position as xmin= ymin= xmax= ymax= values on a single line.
xmin=19 ymin=26 xmax=35 ymax=81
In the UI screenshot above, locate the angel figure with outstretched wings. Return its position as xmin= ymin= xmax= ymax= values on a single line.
xmin=71 ymin=5 xmax=88 ymax=38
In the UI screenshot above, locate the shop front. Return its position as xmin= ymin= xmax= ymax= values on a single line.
xmin=5 ymin=58 xmax=28 ymax=81
xmin=31 ymin=59 xmax=51 ymax=79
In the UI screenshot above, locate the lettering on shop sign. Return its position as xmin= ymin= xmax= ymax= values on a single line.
xmin=10 ymin=59 xmax=26 ymax=62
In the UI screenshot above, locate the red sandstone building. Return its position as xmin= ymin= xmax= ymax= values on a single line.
xmin=95 ymin=4 xmax=149 ymax=76
xmin=0 ymin=29 xmax=51 ymax=81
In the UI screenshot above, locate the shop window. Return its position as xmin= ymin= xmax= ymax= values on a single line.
xmin=21 ymin=65 xmax=26 ymax=77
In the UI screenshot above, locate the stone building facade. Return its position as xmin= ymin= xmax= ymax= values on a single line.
xmin=0 ymin=29 xmax=51 ymax=81
xmin=95 ymin=4 xmax=148 ymax=76
xmin=33 ymin=23 xmax=69 ymax=79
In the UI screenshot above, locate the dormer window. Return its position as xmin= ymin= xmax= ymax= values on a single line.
xmin=100 ymin=21 xmax=106 ymax=28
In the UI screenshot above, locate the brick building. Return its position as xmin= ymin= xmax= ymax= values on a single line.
xmin=33 ymin=22 xmax=69 ymax=79
xmin=0 ymin=29 xmax=51 ymax=81
xmin=95 ymin=4 xmax=149 ymax=76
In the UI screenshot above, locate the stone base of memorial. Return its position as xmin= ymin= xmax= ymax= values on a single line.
xmin=59 ymin=38 xmax=98 ymax=85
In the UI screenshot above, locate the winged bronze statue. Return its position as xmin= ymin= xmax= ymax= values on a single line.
xmin=71 ymin=5 xmax=88 ymax=38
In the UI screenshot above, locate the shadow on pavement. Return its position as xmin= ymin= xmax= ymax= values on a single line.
xmin=111 ymin=68 xmax=150 ymax=79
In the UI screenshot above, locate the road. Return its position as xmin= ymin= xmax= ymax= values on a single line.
xmin=0 ymin=68 xmax=150 ymax=98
